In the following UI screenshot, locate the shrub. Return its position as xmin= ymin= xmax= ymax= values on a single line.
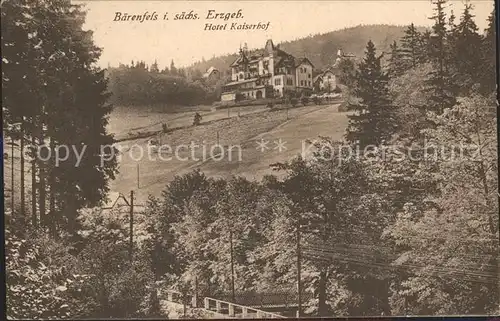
xmin=75 ymin=208 xmax=160 ymax=318
xmin=193 ymin=113 xmax=202 ymax=126
xmin=235 ymin=92 xmax=245 ymax=102
xmin=5 ymin=228 xmax=93 ymax=319
xmin=290 ymin=98 xmax=298 ymax=107
xmin=338 ymin=101 xmax=349 ymax=112
xmin=301 ymin=97 xmax=309 ymax=105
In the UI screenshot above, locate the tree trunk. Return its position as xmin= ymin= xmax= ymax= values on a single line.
xmin=318 ymin=269 xmax=328 ymax=316
xmin=38 ymin=129 xmax=46 ymax=228
xmin=380 ymin=279 xmax=391 ymax=316
xmin=48 ymin=139 xmax=56 ymax=238
xmin=66 ymin=194 xmax=78 ymax=236
xmin=31 ymin=135 xmax=37 ymax=227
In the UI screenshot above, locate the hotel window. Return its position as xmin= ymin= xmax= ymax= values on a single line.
xmin=308 ymin=81 xmax=311 ymax=86
xmin=287 ymin=78 xmax=293 ymax=85
xmin=300 ymin=80 xmax=304 ymax=86
xmin=275 ymin=78 xmax=281 ymax=86
xmin=308 ymin=74 xmax=311 ymax=78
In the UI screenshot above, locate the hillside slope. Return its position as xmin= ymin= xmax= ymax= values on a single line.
xmin=188 ymin=24 xmax=427 ymax=73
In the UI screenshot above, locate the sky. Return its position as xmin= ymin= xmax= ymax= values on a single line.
xmin=76 ymin=0 xmax=495 ymax=69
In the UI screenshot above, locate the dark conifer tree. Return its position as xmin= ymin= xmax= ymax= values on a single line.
xmin=400 ymin=23 xmax=426 ymax=67
xmin=2 ymin=0 xmax=46 ymax=224
xmin=2 ymin=0 xmax=118 ymax=236
xmin=446 ymin=10 xmax=459 ymax=67
xmin=425 ymin=0 xmax=457 ymax=114
xmin=346 ymin=40 xmax=396 ymax=147
xmin=337 ymin=58 xmax=357 ymax=88
xmin=170 ymin=59 xmax=177 ymax=75
xmin=480 ymin=10 xmax=496 ymax=95
xmin=420 ymin=29 xmax=433 ymax=59
xmin=150 ymin=59 xmax=160 ymax=73
xmin=388 ymin=41 xmax=405 ymax=78
xmin=450 ymin=3 xmax=484 ymax=94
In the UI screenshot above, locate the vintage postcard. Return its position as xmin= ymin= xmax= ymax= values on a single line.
xmin=3 ymin=0 xmax=498 ymax=319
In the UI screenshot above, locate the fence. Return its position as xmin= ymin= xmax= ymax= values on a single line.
xmin=203 ymin=297 xmax=286 ymax=318
xmin=216 ymin=290 xmax=314 ymax=308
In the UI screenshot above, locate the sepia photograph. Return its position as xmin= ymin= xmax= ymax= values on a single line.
xmin=2 ymin=0 xmax=499 ymax=319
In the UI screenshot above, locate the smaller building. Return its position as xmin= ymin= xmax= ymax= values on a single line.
xmin=203 ymin=66 xmax=220 ymax=80
xmin=313 ymin=48 xmax=355 ymax=93
xmin=313 ymin=66 xmax=340 ymax=92
xmin=101 ymin=191 xmax=146 ymax=216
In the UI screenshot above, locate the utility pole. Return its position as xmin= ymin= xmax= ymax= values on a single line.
xmin=7 ymin=139 xmax=20 ymax=212
xmin=296 ymin=220 xmax=302 ymax=318
xmin=230 ymin=230 xmax=236 ymax=303
xmin=31 ymin=134 xmax=37 ymax=227
xmin=11 ymin=139 xmax=15 ymax=212
xmin=193 ymin=276 xmax=199 ymax=308
xmin=129 ymin=190 xmax=134 ymax=262
xmin=216 ymin=131 xmax=220 ymax=146
xmin=136 ymin=164 xmax=140 ymax=189
xmin=20 ymin=118 xmax=25 ymax=217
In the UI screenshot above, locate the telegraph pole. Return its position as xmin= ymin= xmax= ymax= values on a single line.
xmin=31 ymin=135 xmax=37 ymax=227
xmin=296 ymin=220 xmax=302 ymax=318
xmin=136 ymin=164 xmax=140 ymax=189
xmin=7 ymin=139 xmax=19 ymax=212
xmin=230 ymin=230 xmax=236 ymax=303
xmin=129 ymin=190 xmax=134 ymax=262
xmin=11 ymin=139 xmax=15 ymax=211
xmin=20 ymin=118 xmax=25 ymax=217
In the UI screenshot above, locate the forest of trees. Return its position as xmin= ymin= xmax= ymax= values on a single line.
xmin=105 ymin=25 xmax=419 ymax=109
xmin=106 ymin=60 xmax=227 ymax=108
xmin=3 ymin=0 xmax=498 ymax=318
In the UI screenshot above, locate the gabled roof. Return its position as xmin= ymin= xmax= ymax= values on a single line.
xmin=229 ymin=40 xmax=299 ymax=69
xmin=322 ymin=64 xmax=341 ymax=76
xmin=230 ymin=49 xmax=249 ymax=67
xmin=203 ymin=66 xmax=219 ymax=78
xmin=295 ymin=57 xmax=314 ymax=68
xmin=313 ymin=74 xmax=323 ymax=83
xmin=102 ymin=192 xmax=131 ymax=209
xmin=275 ymin=54 xmax=295 ymax=68
xmin=265 ymin=39 xmax=275 ymax=53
